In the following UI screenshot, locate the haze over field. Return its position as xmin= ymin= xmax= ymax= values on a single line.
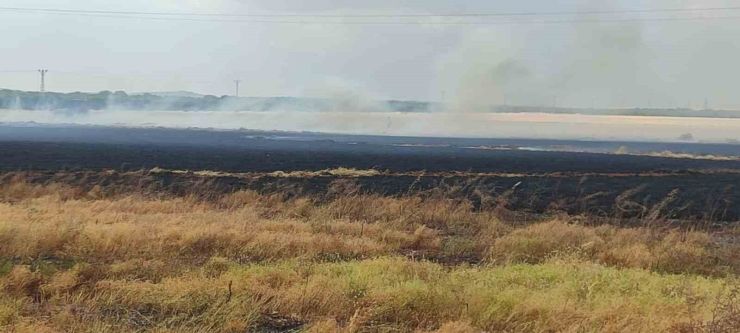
xmin=4 ymin=110 xmax=740 ymax=143
xmin=2 ymin=0 xmax=740 ymax=110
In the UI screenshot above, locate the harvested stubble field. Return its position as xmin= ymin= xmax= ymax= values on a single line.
xmin=2 ymin=171 xmax=740 ymax=332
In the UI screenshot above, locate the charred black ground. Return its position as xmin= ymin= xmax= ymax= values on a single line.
xmin=2 ymin=124 xmax=740 ymax=221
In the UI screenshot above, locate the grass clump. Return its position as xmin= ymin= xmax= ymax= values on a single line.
xmin=489 ymin=220 xmax=738 ymax=276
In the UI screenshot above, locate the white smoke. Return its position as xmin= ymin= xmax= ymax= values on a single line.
xmin=433 ymin=0 xmax=740 ymax=110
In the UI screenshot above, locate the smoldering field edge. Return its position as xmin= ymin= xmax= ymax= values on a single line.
xmin=4 ymin=109 xmax=740 ymax=142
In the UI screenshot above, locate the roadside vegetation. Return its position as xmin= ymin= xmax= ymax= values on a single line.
xmin=1 ymin=175 xmax=740 ymax=332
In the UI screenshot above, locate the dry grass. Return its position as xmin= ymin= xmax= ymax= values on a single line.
xmin=0 ymin=257 xmax=731 ymax=333
xmin=488 ymin=221 xmax=740 ymax=276
xmin=267 ymin=167 xmax=382 ymax=178
xmin=0 ymin=179 xmax=739 ymax=332
xmin=614 ymin=147 xmax=740 ymax=162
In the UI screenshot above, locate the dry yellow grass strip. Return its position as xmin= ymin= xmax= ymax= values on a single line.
xmin=0 ymin=180 xmax=739 ymax=332
xmin=1 ymin=257 xmax=731 ymax=332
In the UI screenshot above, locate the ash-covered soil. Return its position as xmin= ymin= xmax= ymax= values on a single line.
xmin=3 ymin=124 xmax=740 ymax=221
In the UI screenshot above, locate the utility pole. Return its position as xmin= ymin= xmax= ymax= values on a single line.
xmin=704 ymin=98 xmax=709 ymax=110
xmin=234 ymin=79 xmax=241 ymax=97
xmin=38 ymin=69 xmax=48 ymax=92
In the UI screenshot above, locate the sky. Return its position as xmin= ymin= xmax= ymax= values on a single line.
xmin=2 ymin=0 xmax=740 ymax=109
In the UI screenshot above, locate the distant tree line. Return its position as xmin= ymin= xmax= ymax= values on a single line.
xmin=0 ymin=89 xmax=435 ymax=113
xmin=2 ymin=89 xmax=740 ymax=118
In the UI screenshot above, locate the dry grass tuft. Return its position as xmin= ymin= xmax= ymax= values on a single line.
xmin=489 ymin=220 xmax=738 ymax=276
xmin=268 ymin=167 xmax=382 ymax=178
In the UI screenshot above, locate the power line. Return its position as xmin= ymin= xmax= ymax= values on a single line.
xmin=2 ymin=8 xmax=740 ymax=25
xmin=51 ymin=71 xmax=134 ymax=78
xmin=0 ymin=70 xmax=226 ymax=84
xmin=0 ymin=70 xmax=37 ymax=73
xmin=2 ymin=5 xmax=740 ymax=18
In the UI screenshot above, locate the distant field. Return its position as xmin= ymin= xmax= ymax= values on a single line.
xmin=3 ymin=110 xmax=740 ymax=142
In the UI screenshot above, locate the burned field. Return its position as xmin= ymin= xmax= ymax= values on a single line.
xmin=5 ymin=126 xmax=740 ymax=332
xmin=3 ymin=167 xmax=739 ymax=222
xmin=2 ymin=124 xmax=740 ymax=222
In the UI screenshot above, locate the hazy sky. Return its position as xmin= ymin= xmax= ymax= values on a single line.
xmin=2 ymin=0 xmax=740 ymax=109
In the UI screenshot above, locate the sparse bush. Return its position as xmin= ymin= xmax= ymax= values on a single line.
xmin=679 ymin=133 xmax=695 ymax=141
